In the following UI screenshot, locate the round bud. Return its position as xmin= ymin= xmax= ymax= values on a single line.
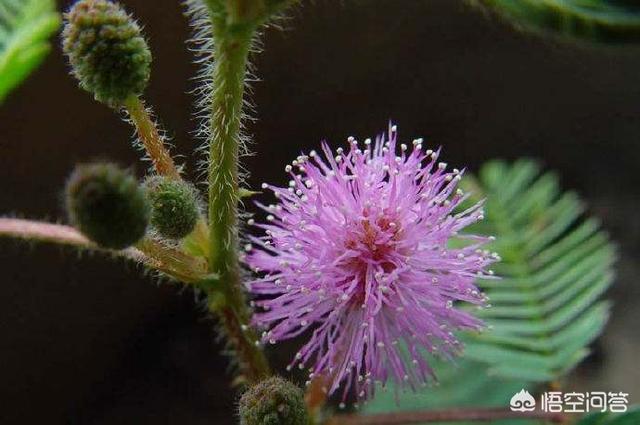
xmin=65 ymin=163 xmax=149 ymax=249
xmin=239 ymin=376 xmax=308 ymax=425
xmin=144 ymin=176 xmax=199 ymax=239
xmin=62 ymin=0 xmax=151 ymax=107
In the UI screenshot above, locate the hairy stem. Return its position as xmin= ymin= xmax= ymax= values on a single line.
xmin=0 ymin=218 xmax=144 ymax=268
xmin=0 ymin=217 xmax=97 ymax=247
xmin=136 ymin=238 xmax=209 ymax=283
xmin=124 ymin=96 xmax=181 ymax=179
xmin=0 ymin=218 xmax=209 ymax=282
xmin=125 ymin=96 xmax=210 ymax=255
xmin=328 ymin=408 xmax=568 ymax=425
xmin=205 ymin=6 xmax=270 ymax=382
xmin=305 ymin=375 xmax=330 ymax=420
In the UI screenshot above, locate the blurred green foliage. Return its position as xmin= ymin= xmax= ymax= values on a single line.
xmin=0 ymin=0 xmax=59 ymax=104
xmin=473 ymin=0 xmax=640 ymax=43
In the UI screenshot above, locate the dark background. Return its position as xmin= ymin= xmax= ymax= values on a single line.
xmin=1 ymin=0 xmax=639 ymax=423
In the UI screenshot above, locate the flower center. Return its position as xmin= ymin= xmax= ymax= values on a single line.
xmin=344 ymin=210 xmax=401 ymax=265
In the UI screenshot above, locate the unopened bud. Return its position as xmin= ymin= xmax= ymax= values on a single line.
xmin=65 ymin=162 xmax=149 ymax=249
xmin=144 ymin=176 xmax=199 ymax=239
xmin=239 ymin=376 xmax=308 ymax=425
xmin=62 ymin=0 xmax=151 ymax=106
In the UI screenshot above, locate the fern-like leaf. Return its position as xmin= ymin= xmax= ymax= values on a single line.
xmin=0 ymin=0 xmax=59 ymax=103
xmin=473 ymin=0 xmax=640 ymax=43
xmin=463 ymin=159 xmax=615 ymax=382
xmin=365 ymin=160 xmax=614 ymax=422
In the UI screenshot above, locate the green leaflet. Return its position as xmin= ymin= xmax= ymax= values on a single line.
xmin=0 ymin=0 xmax=60 ymax=104
xmin=473 ymin=0 xmax=640 ymax=43
xmin=465 ymin=159 xmax=614 ymax=382
xmin=365 ymin=160 xmax=614 ymax=422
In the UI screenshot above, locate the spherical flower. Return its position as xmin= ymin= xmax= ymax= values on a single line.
xmin=244 ymin=125 xmax=496 ymax=401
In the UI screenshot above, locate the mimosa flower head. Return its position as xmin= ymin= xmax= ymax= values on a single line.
xmin=244 ymin=125 xmax=497 ymax=401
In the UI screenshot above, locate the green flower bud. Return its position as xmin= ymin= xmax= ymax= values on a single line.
xmin=144 ymin=176 xmax=199 ymax=240
xmin=239 ymin=377 xmax=308 ymax=425
xmin=65 ymin=163 xmax=149 ymax=249
xmin=62 ymin=0 xmax=151 ymax=107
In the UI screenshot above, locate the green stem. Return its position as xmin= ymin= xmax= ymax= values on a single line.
xmin=206 ymin=9 xmax=270 ymax=383
xmin=124 ymin=96 xmax=181 ymax=180
xmin=125 ymin=96 xmax=211 ymax=257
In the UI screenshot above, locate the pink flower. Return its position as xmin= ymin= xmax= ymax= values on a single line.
xmin=244 ymin=125 xmax=496 ymax=401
